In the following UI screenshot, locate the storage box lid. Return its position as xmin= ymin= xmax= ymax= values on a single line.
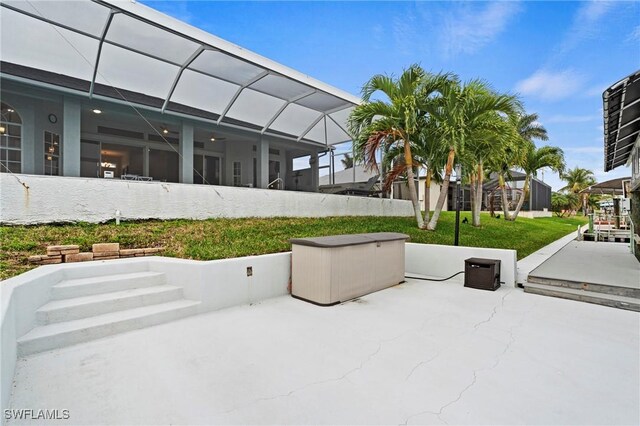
xmin=290 ymin=232 xmax=409 ymax=248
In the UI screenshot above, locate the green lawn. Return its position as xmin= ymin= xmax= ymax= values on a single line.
xmin=0 ymin=212 xmax=587 ymax=281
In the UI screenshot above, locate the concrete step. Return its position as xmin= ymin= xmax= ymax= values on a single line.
xmin=524 ymin=282 xmax=640 ymax=312
xmin=37 ymin=285 xmax=184 ymax=324
xmin=18 ymin=299 xmax=201 ymax=356
xmin=51 ymin=272 xmax=166 ymax=300
xmin=527 ymin=275 xmax=640 ymax=298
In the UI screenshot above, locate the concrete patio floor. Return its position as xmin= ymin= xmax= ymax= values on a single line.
xmin=8 ymin=278 xmax=639 ymax=425
xmin=528 ymin=240 xmax=639 ymax=289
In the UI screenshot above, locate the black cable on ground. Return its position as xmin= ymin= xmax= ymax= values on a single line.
xmin=405 ymin=271 xmax=465 ymax=282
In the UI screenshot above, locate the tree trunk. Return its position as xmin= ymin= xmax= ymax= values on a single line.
xmin=499 ymin=174 xmax=511 ymax=220
xmin=404 ymin=140 xmax=424 ymax=228
xmin=427 ymin=148 xmax=455 ymax=231
xmin=424 ymin=169 xmax=432 ymax=223
xmin=510 ymin=175 xmax=529 ymax=221
xmin=472 ymin=161 xmax=483 ymax=227
xmin=470 ymin=173 xmax=477 ymax=225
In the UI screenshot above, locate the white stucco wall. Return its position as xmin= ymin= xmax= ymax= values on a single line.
xmin=405 ymin=242 xmax=518 ymax=287
xmin=0 ymin=174 xmax=414 ymax=224
xmin=513 ymin=210 xmax=552 ymax=219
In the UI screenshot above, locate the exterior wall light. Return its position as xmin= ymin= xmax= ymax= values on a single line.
xmin=92 ymin=109 xmax=102 ymax=114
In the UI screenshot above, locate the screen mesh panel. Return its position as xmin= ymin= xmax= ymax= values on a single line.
xmin=0 ymin=0 xmax=358 ymax=145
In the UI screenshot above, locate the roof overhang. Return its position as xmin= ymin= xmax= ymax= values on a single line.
xmin=0 ymin=0 xmax=359 ymax=146
xmin=603 ymin=70 xmax=640 ymax=171
xmin=580 ymin=176 xmax=632 ymax=195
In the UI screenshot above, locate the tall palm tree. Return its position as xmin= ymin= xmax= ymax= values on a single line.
xmin=510 ymin=145 xmax=565 ymax=220
xmin=495 ymin=112 xmax=551 ymax=221
xmin=463 ymin=112 xmax=520 ymax=227
xmin=424 ymin=79 xmax=521 ymax=230
xmin=382 ymin=119 xmax=446 ymax=222
xmin=561 ymin=167 xmax=596 ymax=214
xmin=348 ymin=66 xmax=450 ymax=228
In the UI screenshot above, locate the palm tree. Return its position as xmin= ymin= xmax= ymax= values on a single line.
xmin=348 ymin=65 xmax=450 ymax=228
xmin=561 ymin=167 xmax=596 ymax=214
xmin=510 ymin=145 xmax=565 ymax=220
xmin=504 ymin=113 xmax=559 ymax=220
xmin=415 ymin=123 xmax=447 ymax=223
xmin=463 ymin=112 xmax=520 ymax=226
xmin=382 ymin=120 xmax=446 ymax=223
xmin=424 ymin=79 xmax=521 ymax=230
xmin=340 ymin=153 xmax=354 ymax=169
xmin=503 ymin=113 xmax=548 ymax=220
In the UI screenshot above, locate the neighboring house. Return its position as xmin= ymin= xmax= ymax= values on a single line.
xmin=444 ymin=171 xmax=551 ymax=218
xmin=603 ymin=69 xmax=639 ymax=257
xmin=480 ymin=171 xmax=552 ymax=213
xmin=329 ymin=165 xmax=448 ymax=208
xmin=0 ymin=1 xmax=359 ymax=193
xmin=319 ymin=165 xmax=377 ymax=186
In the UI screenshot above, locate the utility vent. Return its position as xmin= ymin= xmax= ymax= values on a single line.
xmin=194 ymin=141 xmax=204 ymax=149
xmin=97 ymin=126 xmax=144 ymax=140
xmin=269 ymin=148 xmax=280 ymax=155
xmin=148 ymin=134 xmax=179 ymax=144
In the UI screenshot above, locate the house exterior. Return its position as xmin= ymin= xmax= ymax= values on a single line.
xmin=479 ymin=171 xmax=552 ymax=212
xmin=320 ymin=165 xmax=449 ymax=210
xmin=0 ymin=0 xmax=360 ymax=193
xmin=603 ymin=70 xmax=640 ymax=257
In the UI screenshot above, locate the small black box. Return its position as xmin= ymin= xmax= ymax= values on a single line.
xmin=464 ymin=258 xmax=501 ymax=291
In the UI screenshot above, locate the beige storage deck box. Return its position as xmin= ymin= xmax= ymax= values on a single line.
xmin=290 ymin=233 xmax=409 ymax=305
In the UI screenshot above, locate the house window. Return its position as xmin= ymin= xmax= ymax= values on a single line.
xmin=233 ymin=161 xmax=242 ymax=186
xmin=44 ymin=131 xmax=61 ymax=175
xmin=0 ymin=102 xmax=22 ymax=174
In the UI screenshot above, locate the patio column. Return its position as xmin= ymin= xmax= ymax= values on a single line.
xmin=310 ymin=151 xmax=319 ymax=191
xmin=62 ymin=96 xmax=81 ymax=177
xmin=179 ymin=122 xmax=193 ymax=184
xmin=256 ymin=137 xmax=269 ymax=188
xmin=19 ymin=105 xmax=35 ymax=174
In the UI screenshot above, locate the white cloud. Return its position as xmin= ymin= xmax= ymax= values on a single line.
xmin=515 ymin=69 xmax=587 ymax=101
xmin=545 ymin=114 xmax=600 ymax=124
xmin=628 ymin=25 xmax=640 ymax=42
xmin=585 ymin=84 xmax=607 ymax=98
xmin=440 ymin=2 xmax=522 ymax=58
xmin=577 ymin=0 xmax=614 ymax=22
xmin=553 ymin=1 xmax=615 ymax=58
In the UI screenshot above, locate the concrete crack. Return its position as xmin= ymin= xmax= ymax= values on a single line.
xmin=405 ymin=350 xmax=441 ymax=381
xmin=402 ymin=290 xmax=517 ymax=425
xmin=473 ymin=289 xmax=513 ymax=331
xmin=220 ymin=339 xmax=386 ymax=416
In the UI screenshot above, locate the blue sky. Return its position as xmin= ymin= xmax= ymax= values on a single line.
xmin=143 ymin=0 xmax=639 ymax=190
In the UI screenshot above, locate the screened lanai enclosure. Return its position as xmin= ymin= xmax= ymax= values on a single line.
xmin=0 ymin=0 xmax=359 ymax=191
xmin=446 ymin=171 xmax=552 ymax=212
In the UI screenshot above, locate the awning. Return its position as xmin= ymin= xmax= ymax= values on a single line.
xmin=603 ymin=70 xmax=640 ymax=171
xmin=0 ymin=0 xmax=359 ymax=146
xmin=580 ymin=177 xmax=631 ymax=195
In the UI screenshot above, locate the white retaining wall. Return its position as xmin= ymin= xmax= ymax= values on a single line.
xmin=0 ymin=174 xmax=414 ymax=224
xmin=405 ymin=242 xmax=518 ymax=287
xmin=513 ymin=210 xmax=552 ymax=219
xmin=0 ymin=254 xmax=291 ymax=415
